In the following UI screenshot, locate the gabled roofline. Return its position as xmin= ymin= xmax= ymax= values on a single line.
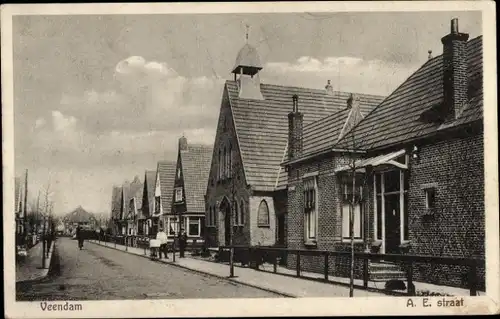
xmin=224 ymin=82 xmax=250 ymax=186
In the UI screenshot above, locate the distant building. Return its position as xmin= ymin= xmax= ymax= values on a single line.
xmin=171 ymin=136 xmax=212 ymax=246
xmin=119 ymin=176 xmax=142 ymax=236
xmin=63 ymin=206 xmax=97 ymax=234
xmin=141 ymin=170 xmax=157 ymax=236
xmin=204 ymin=37 xmax=384 ymax=248
xmin=153 ymin=161 xmax=176 ymax=236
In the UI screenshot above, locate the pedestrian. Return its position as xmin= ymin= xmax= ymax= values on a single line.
xmin=179 ymin=229 xmax=187 ymax=258
xmin=76 ymin=225 xmax=84 ymax=250
xmin=156 ymin=227 xmax=169 ymax=259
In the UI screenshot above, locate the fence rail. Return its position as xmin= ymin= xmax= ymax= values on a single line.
xmin=218 ymin=245 xmax=483 ymax=296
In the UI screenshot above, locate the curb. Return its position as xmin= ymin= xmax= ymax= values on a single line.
xmin=16 ymin=241 xmax=57 ymax=285
xmin=89 ymin=240 xmax=295 ymax=298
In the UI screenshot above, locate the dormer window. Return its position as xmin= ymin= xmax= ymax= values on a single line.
xmin=175 ymin=187 xmax=183 ymax=203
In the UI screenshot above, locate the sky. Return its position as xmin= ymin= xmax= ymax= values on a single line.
xmin=12 ymin=11 xmax=482 ymax=216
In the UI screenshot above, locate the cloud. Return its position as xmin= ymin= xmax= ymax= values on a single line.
xmin=51 ymin=110 xmax=77 ymax=132
xmin=34 ymin=117 xmax=46 ymax=129
xmin=264 ymin=55 xmax=420 ymax=95
xmin=59 ymin=56 xmax=225 ymax=135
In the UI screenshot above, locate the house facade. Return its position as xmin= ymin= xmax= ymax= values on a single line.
xmin=153 ymin=161 xmax=176 ymax=237
xmin=118 ymin=176 xmax=142 ymax=236
xmin=205 ymin=39 xmax=384 ymax=248
xmin=128 ymin=181 xmax=143 ymax=237
xmin=170 ymin=137 xmax=212 ymax=247
xmin=284 ymin=19 xmax=484 ymax=290
xmin=140 ymin=170 xmax=156 ymax=236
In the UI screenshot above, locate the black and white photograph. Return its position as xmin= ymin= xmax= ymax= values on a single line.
xmin=2 ymin=1 xmax=498 ymax=318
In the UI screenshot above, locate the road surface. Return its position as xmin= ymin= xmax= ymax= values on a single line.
xmin=16 ymin=237 xmax=282 ymax=300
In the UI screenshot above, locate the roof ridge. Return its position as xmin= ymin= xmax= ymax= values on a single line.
xmin=335 ymin=56 xmax=438 ymax=148
xmin=225 ymin=80 xmax=386 ymax=99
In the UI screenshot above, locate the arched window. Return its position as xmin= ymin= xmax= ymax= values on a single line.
xmin=240 ymin=199 xmax=245 ymax=226
xmin=234 ymin=200 xmax=239 ymax=225
xmin=223 ymin=147 xmax=227 ymax=178
xmin=228 ymin=143 xmax=232 ymax=177
xmin=257 ymin=200 xmax=270 ymax=227
xmin=218 ymin=149 xmax=222 ymax=180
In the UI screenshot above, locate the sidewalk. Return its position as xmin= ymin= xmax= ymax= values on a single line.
xmin=16 ymin=240 xmax=56 ymax=283
xmin=89 ymin=240 xmax=386 ymax=297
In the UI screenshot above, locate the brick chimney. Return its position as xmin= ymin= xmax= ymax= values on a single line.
xmin=325 ymin=79 xmax=334 ymax=95
xmin=346 ymin=93 xmax=360 ymax=110
xmin=288 ymin=95 xmax=303 ymax=160
xmin=179 ymin=136 xmax=188 ymax=151
xmin=441 ymin=18 xmax=469 ymax=121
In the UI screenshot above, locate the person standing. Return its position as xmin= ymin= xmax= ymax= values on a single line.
xmin=156 ymin=227 xmax=169 ymax=259
xmin=76 ymin=225 xmax=84 ymax=250
xmin=179 ymin=229 xmax=187 ymax=258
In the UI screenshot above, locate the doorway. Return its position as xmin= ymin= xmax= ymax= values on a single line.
xmin=384 ymin=194 xmax=401 ymax=254
xmin=220 ymin=198 xmax=231 ymax=246
xmin=276 ymin=213 xmax=286 ymax=246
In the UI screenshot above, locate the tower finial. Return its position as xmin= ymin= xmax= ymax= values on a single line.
xmin=245 ymin=24 xmax=250 ymax=43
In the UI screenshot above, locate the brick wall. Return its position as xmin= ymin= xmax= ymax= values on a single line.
xmin=286 ymin=153 xmax=368 ymax=277
xmin=408 ymin=129 xmax=485 ymax=289
xmin=249 ymin=195 xmax=276 ymax=246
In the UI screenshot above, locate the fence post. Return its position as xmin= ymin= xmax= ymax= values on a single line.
xmin=469 ymin=262 xmax=478 ymax=296
xmin=296 ymin=251 xmax=301 ymax=277
xmin=273 ymin=251 xmax=278 ymax=273
xmin=363 ymin=257 xmax=369 ymax=289
xmin=324 ymin=252 xmax=329 ymax=281
xmin=407 ymin=261 xmax=415 ymax=296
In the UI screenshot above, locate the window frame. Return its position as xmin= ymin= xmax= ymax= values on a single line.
xmin=174 ymin=187 xmax=183 ymax=203
xmin=341 ymin=201 xmax=363 ymax=240
xmin=257 ymin=200 xmax=270 ymax=228
xmin=303 ymin=177 xmax=318 ymax=244
xmin=184 ymin=216 xmax=202 ymax=237
xmin=239 ymin=199 xmax=245 ymax=226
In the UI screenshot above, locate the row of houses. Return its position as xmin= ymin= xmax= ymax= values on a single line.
xmin=110 ymin=18 xmax=484 ymax=289
xmin=110 ymin=137 xmax=213 ymax=246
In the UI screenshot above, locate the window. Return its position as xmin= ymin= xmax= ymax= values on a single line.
xmin=167 ymin=217 xmax=178 ymax=236
xmin=177 ymin=168 xmax=181 ymax=179
xmin=218 ymin=149 xmax=222 ymax=180
xmin=185 ymin=217 xmax=202 ymax=237
xmin=342 ymin=202 xmax=363 ymax=239
xmin=175 ymin=187 xmax=183 ymax=202
xmin=425 ymin=187 xmax=436 ymax=209
xmin=303 ymin=177 xmax=317 ymax=241
xmin=228 ymin=144 xmax=232 ymax=178
xmin=223 ymin=147 xmax=227 ymax=179
xmin=257 ymin=200 xmax=270 ymax=227
xmin=234 ymin=200 xmax=239 ymax=225
xmin=154 ymin=196 xmax=161 ymax=214
xmin=240 ymin=200 xmax=245 ymax=226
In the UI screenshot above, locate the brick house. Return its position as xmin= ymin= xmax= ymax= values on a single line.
xmin=284 ymin=18 xmax=484 ymax=289
xmin=153 ymin=161 xmax=176 ymax=237
xmin=119 ymin=176 xmax=142 ymax=237
xmin=170 ymin=136 xmax=212 ymax=247
xmin=140 ymin=170 xmax=156 ymax=236
xmin=205 ymin=39 xmax=384 ymax=248
xmin=128 ymin=180 xmax=143 ymax=238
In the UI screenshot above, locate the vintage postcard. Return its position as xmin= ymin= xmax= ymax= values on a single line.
xmin=2 ymin=1 xmax=499 ymax=318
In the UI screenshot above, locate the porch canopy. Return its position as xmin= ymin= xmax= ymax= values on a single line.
xmin=335 ymin=149 xmax=407 ymax=174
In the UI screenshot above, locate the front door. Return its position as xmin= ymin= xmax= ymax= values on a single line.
xmin=384 ymin=194 xmax=401 ymax=254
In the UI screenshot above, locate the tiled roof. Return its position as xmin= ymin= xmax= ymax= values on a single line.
xmin=157 ymin=161 xmax=176 ymax=215
xmin=64 ymin=206 xmax=95 ymax=223
xmin=227 ymin=80 xmax=384 ymax=191
xmin=336 ymin=36 xmax=483 ymax=151
xmin=125 ymin=177 xmax=142 ymax=218
xmin=180 ymin=143 xmax=213 ymax=213
xmin=142 ymin=170 xmax=156 ymax=218
xmin=132 ymin=182 xmax=143 ymax=216
xmin=111 ymin=186 xmax=121 ymax=219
